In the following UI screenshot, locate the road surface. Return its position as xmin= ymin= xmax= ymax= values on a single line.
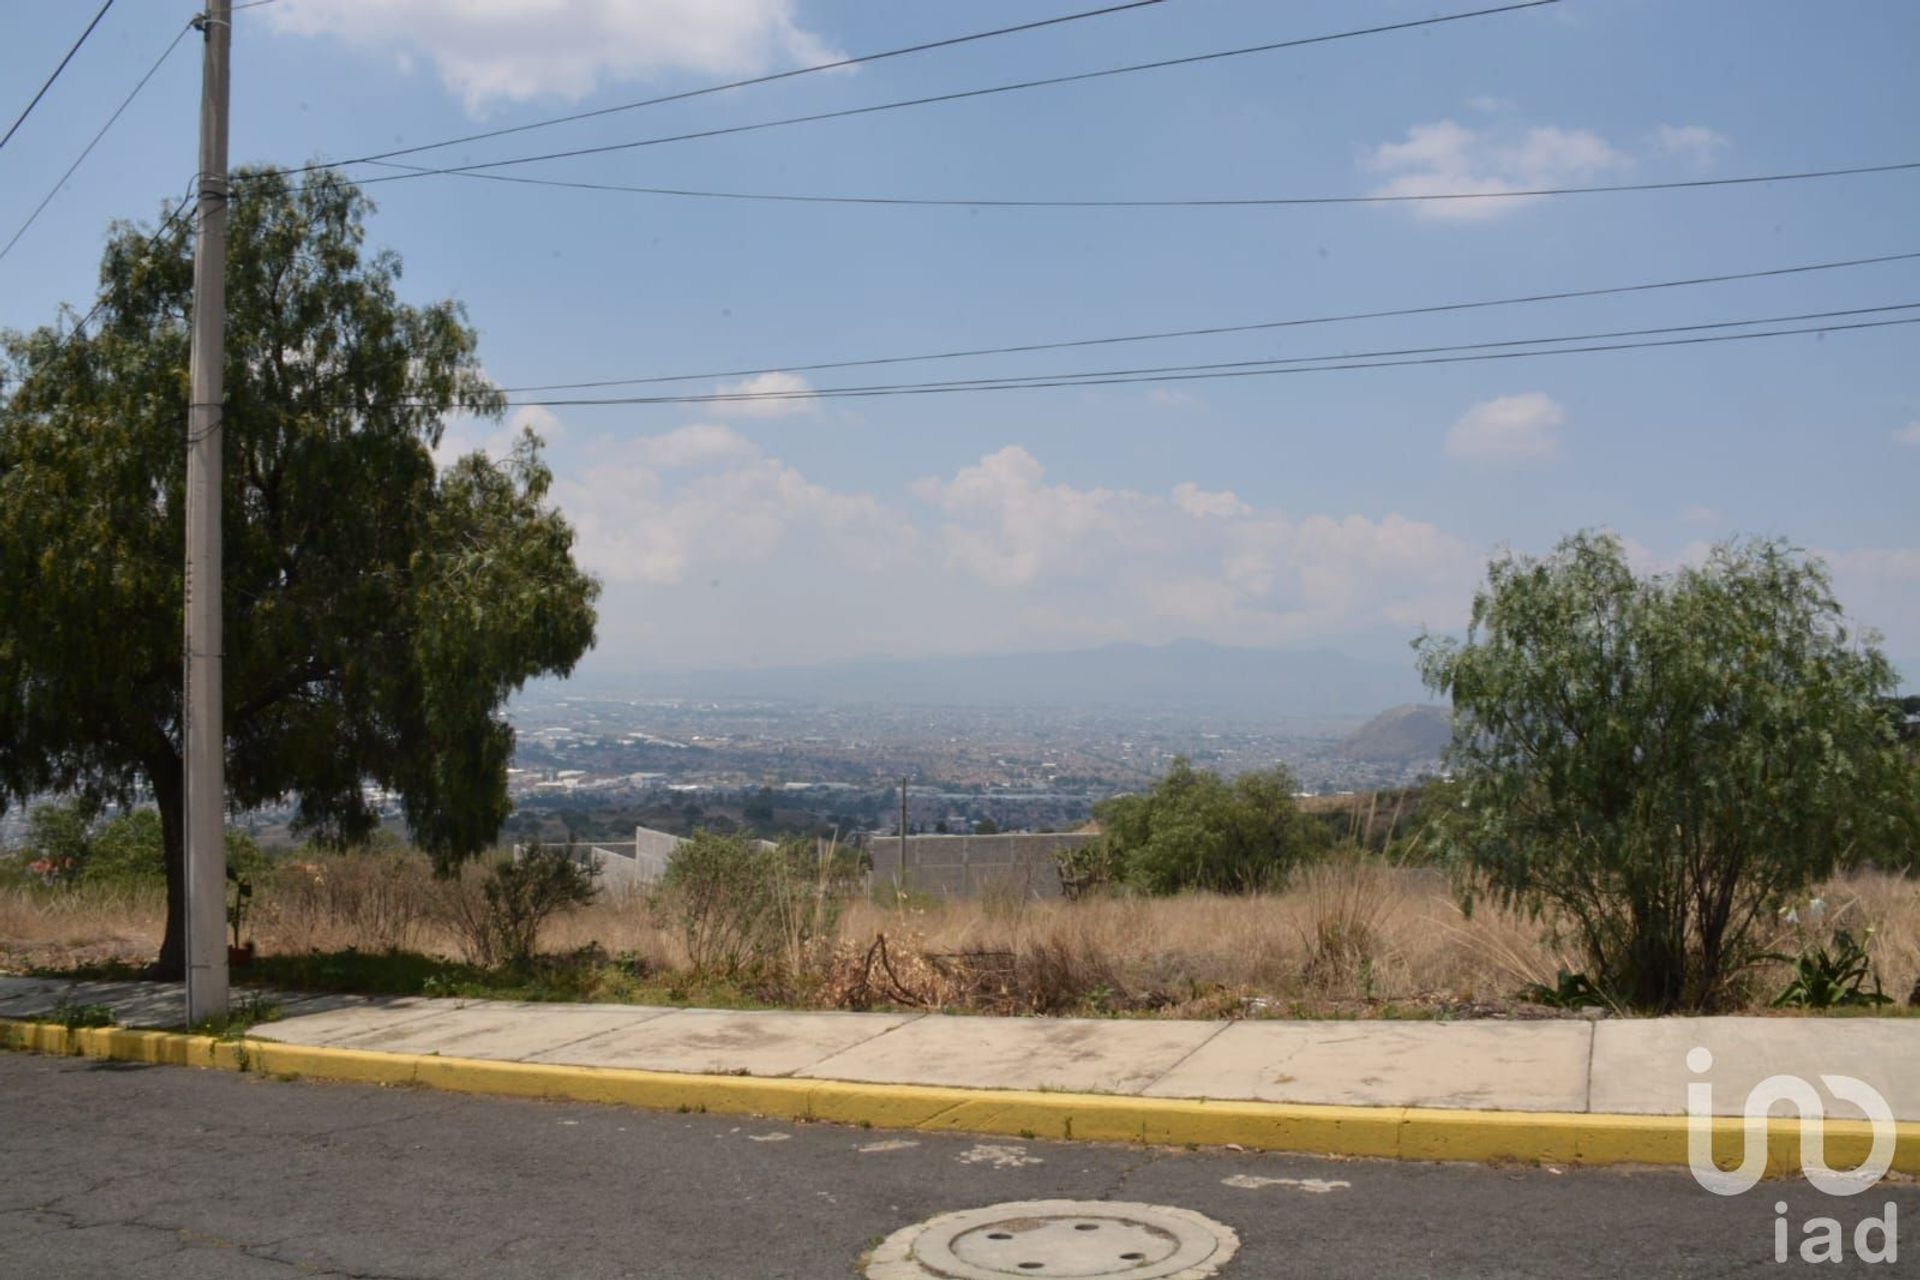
xmin=1 ymin=1053 xmax=1909 ymax=1277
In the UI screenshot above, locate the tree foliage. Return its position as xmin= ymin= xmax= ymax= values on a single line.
xmin=1094 ymin=758 xmax=1314 ymax=894
xmin=1416 ymin=532 xmax=1919 ymax=1012
xmin=0 ymin=169 xmax=598 ymax=973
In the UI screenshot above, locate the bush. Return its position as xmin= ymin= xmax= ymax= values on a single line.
xmin=19 ymin=801 xmax=93 ymax=883
xmin=1094 ymin=759 xmax=1315 ymax=894
xmin=1418 ymin=533 xmax=1920 ymax=1012
xmin=656 ymin=832 xmax=859 ymax=977
xmin=440 ymin=848 xmax=597 ymax=969
xmin=1056 ymin=839 xmax=1123 ymax=900
xmin=10 ymin=800 xmax=262 ymax=890
xmin=86 ymin=811 xmax=166 ymax=886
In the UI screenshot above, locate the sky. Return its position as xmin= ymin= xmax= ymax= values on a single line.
xmin=2 ymin=0 xmax=1917 ymax=683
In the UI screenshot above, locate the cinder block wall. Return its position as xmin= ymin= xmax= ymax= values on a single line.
xmin=865 ymin=832 xmax=1095 ymax=900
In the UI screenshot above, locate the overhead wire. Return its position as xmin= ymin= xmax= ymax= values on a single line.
xmin=314 ymin=0 xmax=1171 ymax=170
xmin=1 ymin=0 xmax=117 ymax=153
xmin=0 ymin=18 xmax=198 ymax=265
xmin=266 ymin=0 xmax=1561 ymax=190
xmin=464 ymin=312 xmax=1920 ymax=408
xmin=469 ymin=305 xmax=1920 ymax=408
xmin=492 ymin=249 xmax=1920 ymax=394
xmin=361 ymin=156 xmax=1920 ymax=211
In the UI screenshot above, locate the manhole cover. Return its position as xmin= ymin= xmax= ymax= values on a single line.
xmin=866 ymin=1200 xmax=1238 ymax=1279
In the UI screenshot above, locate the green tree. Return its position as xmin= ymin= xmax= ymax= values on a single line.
xmin=1094 ymin=758 xmax=1313 ymax=894
xmin=0 ymin=169 xmax=598 ymax=975
xmin=1416 ymin=532 xmax=1919 ymax=1011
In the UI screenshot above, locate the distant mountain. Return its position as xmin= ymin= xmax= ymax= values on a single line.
xmin=1337 ymin=704 xmax=1453 ymax=764
xmin=575 ymin=640 xmax=1429 ymax=720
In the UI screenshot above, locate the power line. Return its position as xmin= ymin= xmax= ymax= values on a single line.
xmin=1 ymin=0 xmax=116 ymax=153
xmin=492 ymin=249 xmax=1920 ymax=394
xmin=282 ymin=0 xmax=1559 ymax=191
xmin=477 ymin=305 xmax=1920 ymax=408
xmin=364 ymin=156 xmax=1920 ymax=211
xmin=473 ymin=316 xmax=1920 ymax=410
xmin=318 ymin=1 xmax=1169 ymax=171
xmin=0 ymin=20 xmax=196 ymax=265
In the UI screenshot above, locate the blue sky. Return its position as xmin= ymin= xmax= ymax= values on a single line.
xmin=4 ymin=0 xmax=1916 ymax=680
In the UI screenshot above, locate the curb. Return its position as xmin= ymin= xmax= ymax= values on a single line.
xmin=6 ymin=1017 xmax=1916 ymax=1177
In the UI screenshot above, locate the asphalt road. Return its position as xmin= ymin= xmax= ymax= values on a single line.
xmin=1 ymin=1052 xmax=1912 ymax=1278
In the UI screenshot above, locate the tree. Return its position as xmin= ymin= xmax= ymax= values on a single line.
xmin=1416 ymin=532 xmax=1918 ymax=1011
xmin=0 ymin=169 xmax=599 ymax=975
xmin=1094 ymin=758 xmax=1314 ymax=894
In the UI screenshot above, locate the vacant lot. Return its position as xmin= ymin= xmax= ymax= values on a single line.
xmin=3 ymin=855 xmax=1915 ymax=1019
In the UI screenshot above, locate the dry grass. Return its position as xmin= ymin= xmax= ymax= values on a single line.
xmin=3 ymin=854 xmax=1915 ymax=1018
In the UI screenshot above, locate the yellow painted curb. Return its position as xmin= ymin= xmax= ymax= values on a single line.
xmin=5 ymin=1016 xmax=1915 ymax=1177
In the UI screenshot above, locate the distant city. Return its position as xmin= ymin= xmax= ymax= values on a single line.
xmin=1 ymin=641 xmax=1455 ymax=848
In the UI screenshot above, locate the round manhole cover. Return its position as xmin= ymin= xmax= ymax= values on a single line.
xmin=866 ymin=1200 xmax=1238 ymax=1279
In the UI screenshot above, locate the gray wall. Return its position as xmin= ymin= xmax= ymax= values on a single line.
xmin=866 ymin=832 xmax=1094 ymax=900
xmin=529 ymin=827 xmax=1091 ymax=901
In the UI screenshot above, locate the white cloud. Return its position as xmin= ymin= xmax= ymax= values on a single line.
xmin=1172 ymin=483 xmax=1250 ymax=520
xmin=1363 ymin=119 xmax=1629 ymax=221
xmin=1445 ymin=393 xmax=1566 ymax=460
xmin=525 ymin=431 xmax=1687 ymax=666
xmin=711 ymin=371 xmax=817 ymax=419
xmin=626 ymin=423 xmax=758 ymax=469
xmin=1892 ymin=420 xmax=1920 ymax=446
xmin=268 ymin=0 xmax=838 ymax=113
xmin=911 ymin=446 xmax=1144 ymax=588
xmin=1465 ymin=94 xmax=1515 ymax=113
xmin=908 ymin=447 xmax=1482 ymax=643
xmin=1679 ymin=504 xmax=1723 ymax=527
xmin=1652 ymin=124 xmax=1730 ymax=165
xmin=1148 ymin=387 xmax=1198 ymax=407
xmin=553 ymin=432 xmax=911 ymax=588
xmin=432 ymin=403 xmax=561 ymax=468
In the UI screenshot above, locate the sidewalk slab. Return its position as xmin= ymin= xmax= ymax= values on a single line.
xmin=0 ymin=978 xmax=197 ymax=1028
xmin=256 ymin=1002 xmax=673 ymax=1061
xmin=528 ymin=1008 xmax=921 ymax=1077
xmin=799 ymin=1013 xmax=1226 ymax=1095
xmin=1590 ymin=1017 xmax=1920 ymax=1121
xmin=1141 ymin=1019 xmax=1595 ymax=1113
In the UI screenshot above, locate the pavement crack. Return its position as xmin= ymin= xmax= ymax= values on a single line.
xmin=1137 ymin=1021 xmax=1233 ymax=1095
xmin=1100 ymin=1148 xmax=1161 ymax=1200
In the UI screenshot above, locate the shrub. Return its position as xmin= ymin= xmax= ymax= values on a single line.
xmin=1056 ymin=840 xmax=1123 ymax=900
xmin=1769 ymin=929 xmax=1892 ymax=1009
xmin=1418 ymin=533 xmax=1920 ymax=1011
xmin=20 ymin=800 xmax=94 ymax=883
xmin=1095 ymin=759 xmax=1314 ymax=895
xmin=656 ymin=833 xmax=783 ymax=976
xmin=1295 ymin=854 xmax=1397 ymax=994
xmin=769 ymin=837 xmax=862 ymax=979
xmin=655 ymin=832 xmax=860 ymax=977
xmin=440 ymin=848 xmax=597 ymax=969
xmin=86 ymin=811 xmax=166 ymax=886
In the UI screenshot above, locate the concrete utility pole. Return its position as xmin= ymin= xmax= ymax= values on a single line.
xmin=899 ymin=777 xmax=909 ymax=864
xmin=183 ymin=0 xmax=231 ymax=1024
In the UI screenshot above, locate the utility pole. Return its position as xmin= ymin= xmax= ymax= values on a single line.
xmin=183 ymin=0 xmax=231 ymax=1024
xmin=898 ymin=777 xmax=909 ymax=864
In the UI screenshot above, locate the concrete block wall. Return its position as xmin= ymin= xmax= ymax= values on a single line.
xmin=866 ymin=832 xmax=1095 ymax=900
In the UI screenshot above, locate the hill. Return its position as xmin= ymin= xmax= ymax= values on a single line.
xmin=1337 ymin=704 xmax=1452 ymax=764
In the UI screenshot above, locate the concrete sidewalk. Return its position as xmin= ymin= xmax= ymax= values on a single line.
xmin=2 ymin=975 xmax=1914 ymax=1121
